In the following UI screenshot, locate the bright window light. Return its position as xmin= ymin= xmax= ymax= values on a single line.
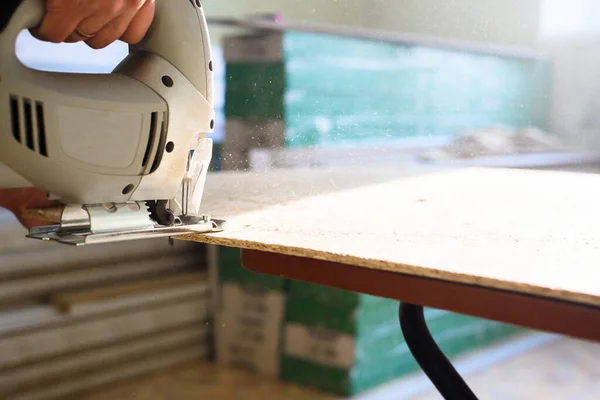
xmin=539 ymin=0 xmax=600 ymax=39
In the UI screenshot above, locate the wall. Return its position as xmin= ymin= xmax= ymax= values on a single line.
xmin=364 ymin=0 xmax=541 ymax=47
xmin=536 ymin=0 xmax=600 ymax=151
xmin=204 ymin=0 xmax=542 ymax=47
xmin=205 ymin=0 xmax=368 ymax=25
xmin=539 ymin=0 xmax=600 ymax=40
xmin=540 ymin=40 xmax=600 ymax=150
xmin=204 ymin=0 xmax=370 ymax=45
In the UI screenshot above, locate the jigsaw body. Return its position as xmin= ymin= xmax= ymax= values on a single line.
xmin=0 ymin=0 xmax=225 ymax=245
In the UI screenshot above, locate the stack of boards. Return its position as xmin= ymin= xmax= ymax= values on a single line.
xmin=220 ymin=28 xmax=552 ymax=171
xmin=212 ymin=245 xmax=526 ymax=397
xmin=0 ymin=210 xmax=212 ymax=400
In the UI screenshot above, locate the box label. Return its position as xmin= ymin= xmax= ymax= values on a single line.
xmin=218 ymin=283 xmax=285 ymax=319
xmin=215 ymin=284 xmax=286 ymax=377
xmin=284 ymin=323 xmax=355 ymax=368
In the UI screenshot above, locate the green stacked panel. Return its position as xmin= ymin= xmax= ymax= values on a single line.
xmin=215 ymin=246 xmax=288 ymax=377
xmin=214 ymin=246 xmax=527 ymax=395
xmin=281 ymin=281 xmax=524 ymax=396
xmin=225 ymin=62 xmax=286 ymax=120
xmin=223 ymin=31 xmax=552 ymax=153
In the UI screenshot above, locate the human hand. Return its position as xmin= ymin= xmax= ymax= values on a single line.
xmin=31 ymin=0 xmax=156 ymax=49
xmin=0 ymin=188 xmax=61 ymax=229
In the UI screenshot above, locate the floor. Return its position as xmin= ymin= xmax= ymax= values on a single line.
xmin=81 ymin=361 xmax=336 ymax=400
xmin=82 ymin=336 xmax=600 ymax=400
xmin=412 ymin=337 xmax=600 ymax=400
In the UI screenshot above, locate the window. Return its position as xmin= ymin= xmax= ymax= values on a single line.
xmin=539 ymin=0 xmax=600 ymax=39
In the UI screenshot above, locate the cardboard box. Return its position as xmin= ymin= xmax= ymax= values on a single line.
xmin=215 ymin=283 xmax=286 ymax=377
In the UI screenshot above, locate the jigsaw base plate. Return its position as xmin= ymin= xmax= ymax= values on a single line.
xmin=27 ymin=217 xmax=226 ymax=246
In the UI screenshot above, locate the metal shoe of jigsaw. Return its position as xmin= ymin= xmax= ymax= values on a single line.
xmin=0 ymin=0 xmax=226 ymax=245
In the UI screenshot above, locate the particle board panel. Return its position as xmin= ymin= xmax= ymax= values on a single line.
xmin=0 ymin=234 xmax=202 ymax=280
xmin=50 ymin=272 xmax=207 ymax=313
xmin=50 ymin=272 xmax=209 ymax=316
xmin=7 ymin=345 xmax=210 ymax=400
xmin=0 ymin=325 xmax=209 ymax=397
xmin=0 ymin=253 xmax=201 ymax=305
xmin=180 ymin=165 xmax=600 ymax=308
xmin=0 ymin=295 xmax=211 ymax=370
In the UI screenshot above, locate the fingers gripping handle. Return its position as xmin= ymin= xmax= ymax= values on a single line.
xmin=0 ymin=0 xmax=214 ymax=106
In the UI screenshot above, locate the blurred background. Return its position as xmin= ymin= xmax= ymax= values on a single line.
xmin=2 ymin=0 xmax=599 ymax=398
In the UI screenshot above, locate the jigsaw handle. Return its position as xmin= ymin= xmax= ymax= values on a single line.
xmin=0 ymin=0 xmax=213 ymax=105
xmin=0 ymin=0 xmax=215 ymax=204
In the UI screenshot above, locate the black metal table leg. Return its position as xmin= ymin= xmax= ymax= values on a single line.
xmin=399 ymin=303 xmax=478 ymax=400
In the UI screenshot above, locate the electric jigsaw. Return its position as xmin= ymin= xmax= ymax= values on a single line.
xmin=0 ymin=0 xmax=226 ymax=245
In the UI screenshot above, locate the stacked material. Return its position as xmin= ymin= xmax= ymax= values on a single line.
xmin=419 ymin=126 xmax=576 ymax=161
xmin=281 ymin=281 xmax=400 ymax=395
xmin=213 ymin=245 xmax=287 ymax=377
xmin=213 ymin=245 xmax=525 ymax=396
xmin=0 ymin=209 xmax=211 ymax=400
xmin=221 ymin=29 xmax=552 ymax=170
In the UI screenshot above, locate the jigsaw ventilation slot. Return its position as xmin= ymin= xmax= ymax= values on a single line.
xmin=141 ymin=111 xmax=167 ymax=175
xmin=9 ymin=95 xmax=48 ymax=157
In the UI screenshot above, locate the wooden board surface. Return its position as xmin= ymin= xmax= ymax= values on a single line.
xmin=180 ymin=165 xmax=600 ymax=307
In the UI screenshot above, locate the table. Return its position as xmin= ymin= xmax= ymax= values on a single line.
xmin=181 ymin=165 xmax=600 ymax=399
